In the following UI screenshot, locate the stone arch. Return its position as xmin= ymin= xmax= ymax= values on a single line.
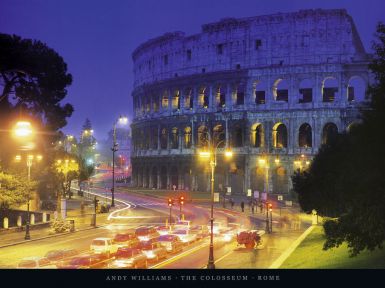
xmin=298 ymin=123 xmax=312 ymax=148
xmin=299 ymin=79 xmax=313 ymax=103
xmin=231 ymin=123 xmax=243 ymax=147
xmin=172 ymin=89 xmax=180 ymax=110
xmin=322 ymin=77 xmax=338 ymax=102
xmin=233 ymin=83 xmax=245 ymax=105
xmin=197 ymin=125 xmax=208 ymax=147
xmin=170 ymin=127 xmax=179 ymax=149
xmin=273 ymin=78 xmax=289 ymax=102
xmin=347 ymin=76 xmax=366 ymax=102
xmin=184 ymin=87 xmax=193 ymax=109
xmin=160 ymin=166 xmax=167 ymax=189
xmin=198 ymin=86 xmax=209 ymax=108
xmin=322 ymin=122 xmax=338 ymax=145
xmin=215 ymin=83 xmax=226 ymax=107
xmin=347 ymin=121 xmax=360 ymax=133
xmin=273 ymin=123 xmax=288 ymax=148
xmin=250 ymin=123 xmax=264 ymax=148
xmin=160 ymin=127 xmax=168 ymax=149
xmin=161 ymin=89 xmax=169 ymax=109
xmin=272 ymin=167 xmax=288 ymax=194
xmin=183 ymin=126 xmax=192 ymax=148
xmin=213 ymin=124 xmax=225 ymax=148
xmin=170 ymin=166 xmax=178 ymax=188
xmin=253 ymin=80 xmax=266 ymax=105
xmin=151 ymin=166 xmax=158 ymax=188
xmin=250 ymin=166 xmax=265 ymax=193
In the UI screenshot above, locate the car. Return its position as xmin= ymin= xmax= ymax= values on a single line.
xmin=17 ymin=257 xmax=56 ymax=269
xmin=189 ymin=225 xmax=209 ymax=240
xmin=155 ymin=225 xmax=172 ymax=235
xmin=220 ymin=228 xmax=237 ymax=243
xmin=135 ymin=226 xmax=160 ymax=242
xmin=172 ymin=229 xmax=198 ymax=244
xmin=108 ymin=247 xmax=147 ymax=269
xmin=158 ymin=234 xmax=184 ymax=253
xmin=90 ymin=237 xmax=118 ymax=257
xmin=57 ymin=254 xmax=106 ymax=269
xmin=139 ymin=240 xmax=167 ymax=262
xmin=113 ymin=233 xmax=140 ymax=248
xmin=45 ymin=249 xmax=79 ymax=262
xmin=173 ymin=220 xmax=192 ymax=230
xmin=207 ymin=221 xmax=227 ymax=235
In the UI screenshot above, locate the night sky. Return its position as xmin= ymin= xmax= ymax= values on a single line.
xmin=1 ymin=0 xmax=384 ymax=140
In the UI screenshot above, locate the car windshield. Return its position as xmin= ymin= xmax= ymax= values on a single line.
xmin=174 ymin=230 xmax=187 ymax=235
xmin=116 ymin=249 xmax=134 ymax=258
xmin=18 ymin=260 xmax=36 ymax=268
xmin=92 ymin=240 xmax=106 ymax=246
xmin=158 ymin=235 xmax=175 ymax=241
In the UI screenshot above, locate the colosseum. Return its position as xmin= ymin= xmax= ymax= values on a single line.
xmin=130 ymin=9 xmax=370 ymax=200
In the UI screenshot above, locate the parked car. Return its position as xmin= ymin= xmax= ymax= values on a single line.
xmin=135 ymin=226 xmax=159 ymax=242
xmin=90 ymin=237 xmax=118 ymax=257
xmin=108 ymin=247 xmax=147 ymax=269
xmin=57 ymin=254 xmax=106 ymax=269
xmin=172 ymin=229 xmax=198 ymax=244
xmin=139 ymin=240 xmax=167 ymax=262
xmin=158 ymin=234 xmax=184 ymax=253
xmin=45 ymin=249 xmax=79 ymax=262
xmin=17 ymin=257 xmax=56 ymax=269
xmin=113 ymin=233 xmax=140 ymax=248
xmin=189 ymin=225 xmax=209 ymax=240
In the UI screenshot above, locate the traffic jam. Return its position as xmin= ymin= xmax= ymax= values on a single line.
xmin=16 ymin=218 xmax=265 ymax=269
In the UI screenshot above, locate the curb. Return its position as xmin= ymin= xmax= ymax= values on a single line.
xmin=269 ymin=224 xmax=316 ymax=269
xmin=0 ymin=225 xmax=106 ymax=249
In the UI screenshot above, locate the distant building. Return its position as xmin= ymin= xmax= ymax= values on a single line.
xmin=130 ymin=9 xmax=370 ymax=197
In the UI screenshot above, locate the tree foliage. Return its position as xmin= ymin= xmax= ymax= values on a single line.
xmin=292 ymin=22 xmax=385 ymax=256
xmin=0 ymin=171 xmax=36 ymax=209
xmin=0 ymin=33 xmax=73 ymax=131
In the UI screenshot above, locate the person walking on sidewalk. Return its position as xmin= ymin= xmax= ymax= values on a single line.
xmin=230 ymin=198 xmax=234 ymax=209
xmin=251 ymin=202 xmax=255 ymax=214
xmin=241 ymin=201 xmax=245 ymax=212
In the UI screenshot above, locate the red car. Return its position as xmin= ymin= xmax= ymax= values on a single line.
xmin=57 ymin=254 xmax=106 ymax=269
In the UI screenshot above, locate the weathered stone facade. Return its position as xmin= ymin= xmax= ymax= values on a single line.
xmin=130 ymin=9 xmax=370 ymax=197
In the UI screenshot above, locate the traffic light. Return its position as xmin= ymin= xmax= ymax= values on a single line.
xmin=268 ymin=203 xmax=272 ymax=212
xmin=168 ymin=198 xmax=173 ymax=207
xmin=179 ymin=196 xmax=185 ymax=205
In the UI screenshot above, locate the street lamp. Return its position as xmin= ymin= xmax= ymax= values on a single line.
xmin=199 ymin=136 xmax=232 ymax=269
xmin=15 ymin=154 xmax=42 ymax=240
xmin=111 ymin=116 xmax=128 ymax=207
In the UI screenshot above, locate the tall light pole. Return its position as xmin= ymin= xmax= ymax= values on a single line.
xmin=15 ymin=154 xmax=42 ymax=240
xmin=199 ymin=135 xmax=232 ymax=269
xmin=111 ymin=116 xmax=128 ymax=207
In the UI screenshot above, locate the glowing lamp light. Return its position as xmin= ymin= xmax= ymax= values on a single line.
xmin=274 ymin=158 xmax=280 ymax=164
xmin=258 ymin=158 xmax=266 ymax=165
xmin=36 ymin=155 xmax=43 ymax=161
xmin=224 ymin=150 xmax=233 ymax=158
xmin=15 ymin=155 xmax=21 ymax=161
xmin=306 ymin=161 xmax=310 ymax=165
xmin=119 ymin=116 xmax=128 ymax=124
xmin=14 ymin=121 xmax=33 ymax=137
xmin=294 ymin=161 xmax=300 ymax=166
xmin=199 ymin=151 xmax=211 ymax=158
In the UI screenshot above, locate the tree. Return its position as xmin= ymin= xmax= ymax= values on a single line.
xmin=0 ymin=33 xmax=73 ymax=131
xmin=0 ymin=171 xmax=36 ymax=209
xmin=292 ymin=22 xmax=385 ymax=256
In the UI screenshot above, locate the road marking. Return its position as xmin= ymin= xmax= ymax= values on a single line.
xmin=269 ymin=225 xmax=315 ymax=269
xmin=149 ymin=241 xmax=209 ymax=269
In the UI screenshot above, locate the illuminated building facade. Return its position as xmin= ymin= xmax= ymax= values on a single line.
xmin=130 ymin=9 xmax=370 ymax=197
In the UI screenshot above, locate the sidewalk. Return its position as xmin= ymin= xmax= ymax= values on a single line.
xmin=0 ymin=196 xmax=112 ymax=248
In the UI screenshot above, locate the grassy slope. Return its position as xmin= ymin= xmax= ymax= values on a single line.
xmin=281 ymin=226 xmax=385 ymax=269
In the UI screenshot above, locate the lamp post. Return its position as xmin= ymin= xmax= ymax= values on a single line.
xmin=15 ymin=154 xmax=42 ymax=240
xmin=111 ymin=116 xmax=128 ymax=207
xmin=199 ymin=136 xmax=232 ymax=269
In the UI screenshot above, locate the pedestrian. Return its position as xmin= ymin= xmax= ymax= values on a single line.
xmin=230 ymin=198 xmax=234 ymax=209
xmin=241 ymin=201 xmax=245 ymax=212
xmin=259 ymin=202 xmax=263 ymax=213
xmin=251 ymin=203 xmax=255 ymax=214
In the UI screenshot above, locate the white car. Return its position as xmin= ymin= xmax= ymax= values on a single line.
xmin=90 ymin=237 xmax=118 ymax=257
xmin=17 ymin=257 xmax=56 ymax=269
xmin=173 ymin=220 xmax=191 ymax=231
xmin=172 ymin=229 xmax=197 ymax=244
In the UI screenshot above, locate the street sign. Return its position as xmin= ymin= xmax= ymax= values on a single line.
xmin=226 ymin=187 xmax=231 ymax=195
xmin=214 ymin=193 xmax=220 ymax=203
xmin=254 ymin=191 xmax=259 ymax=199
xmin=285 ymin=200 xmax=293 ymax=207
xmin=261 ymin=192 xmax=267 ymax=201
xmin=277 ymin=195 xmax=283 ymax=201
xmin=247 ymin=189 xmax=252 ymax=197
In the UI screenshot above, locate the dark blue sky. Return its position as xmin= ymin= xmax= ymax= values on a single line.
xmin=1 ymin=0 xmax=384 ymax=140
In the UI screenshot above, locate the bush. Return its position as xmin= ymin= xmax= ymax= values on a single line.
xmin=49 ymin=219 xmax=70 ymax=234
